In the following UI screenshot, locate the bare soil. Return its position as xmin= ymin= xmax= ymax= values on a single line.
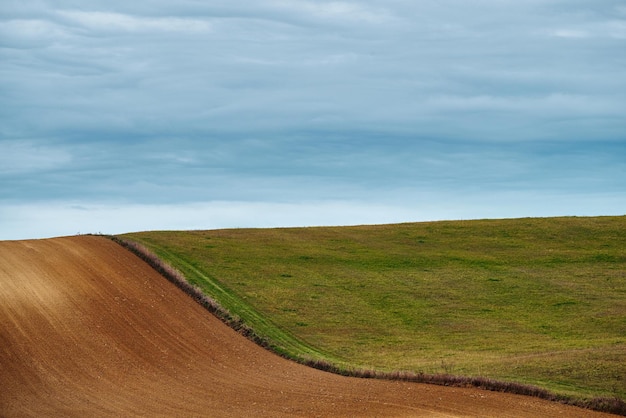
xmin=0 ymin=236 xmax=614 ymax=417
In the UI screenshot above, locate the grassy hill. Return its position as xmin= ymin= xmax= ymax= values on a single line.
xmin=121 ymin=216 xmax=626 ymax=400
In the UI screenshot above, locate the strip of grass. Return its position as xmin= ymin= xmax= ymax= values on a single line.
xmin=120 ymin=216 xmax=626 ymax=401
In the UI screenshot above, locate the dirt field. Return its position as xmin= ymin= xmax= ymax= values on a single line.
xmin=0 ymin=235 xmax=615 ymax=417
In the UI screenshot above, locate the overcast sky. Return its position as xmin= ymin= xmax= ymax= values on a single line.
xmin=1 ymin=0 xmax=625 ymax=240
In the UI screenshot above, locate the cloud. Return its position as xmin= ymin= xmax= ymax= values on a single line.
xmin=1 ymin=0 xmax=624 ymax=239
xmin=268 ymin=0 xmax=393 ymax=24
xmin=0 ymin=140 xmax=72 ymax=174
xmin=547 ymin=20 xmax=626 ymax=39
xmin=56 ymin=10 xmax=212 ymax=34
xmin=3 ymin=1 xmax=624 ymax=140
xmin=0 ymin=19 xmax=72 ymax=48
xmin=551 ymin=29 xmax=589 ymax=38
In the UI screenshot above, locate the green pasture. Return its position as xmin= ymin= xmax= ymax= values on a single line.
xmin=121 ymin=216 xmax=626 ymax=399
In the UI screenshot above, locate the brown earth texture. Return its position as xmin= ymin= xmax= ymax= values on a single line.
xmin=0 ymin=235 xmax=616 ymax=417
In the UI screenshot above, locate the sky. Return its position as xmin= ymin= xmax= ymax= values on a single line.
xmin=1 ymin=0 xmax=625 ymax=240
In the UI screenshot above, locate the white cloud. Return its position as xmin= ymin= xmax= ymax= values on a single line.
xmin=0 ymin=140 xmax=72 ymax=174
xmin=0 ymin=19 xmax=71 ymax=47
xmin=424 ymin=93 xmax=620 ymax=117
xmin=547 ymin=20 xmax=626 ymax=39
xmin=1 ymin=0 xmax=624 ymax=238
xmin=56 ymin=10 xmax=212 ymax=34
xmin=269 ymin=0 xmax=393 ymax=24
xmin=552 ymin=29 xmax=589 ymax=38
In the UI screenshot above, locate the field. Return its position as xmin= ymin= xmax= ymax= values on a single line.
xmin=122 ymin=216 xmax=626 ymax=401
xmin=3 ymin=235 xmax=614 ymax=417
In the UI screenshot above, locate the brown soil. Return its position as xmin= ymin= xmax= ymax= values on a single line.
xmin=0 ymin=235 xmax=614 ymax=417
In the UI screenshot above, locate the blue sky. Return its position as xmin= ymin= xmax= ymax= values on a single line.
xmin=1 ymin=0 xmax=625 ymax=240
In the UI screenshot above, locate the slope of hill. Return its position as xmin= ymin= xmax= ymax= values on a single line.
xmin=0 ymin=235 xmax=616 ymax=417
xmin=122 ymin=216 xmax=626 ymax=400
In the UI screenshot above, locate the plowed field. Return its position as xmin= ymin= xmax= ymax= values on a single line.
xmin=0 ymin=236 xmax=613 ymax=417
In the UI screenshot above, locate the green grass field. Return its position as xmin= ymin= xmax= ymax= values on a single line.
xmin=121 ymin=216 xmax=626 ymax=400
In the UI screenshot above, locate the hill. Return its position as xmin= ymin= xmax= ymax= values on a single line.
xmin=122 ymin=216 xmax=626 ymax=401
xmin=2 ymin=235 xmax=613 ymax=416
